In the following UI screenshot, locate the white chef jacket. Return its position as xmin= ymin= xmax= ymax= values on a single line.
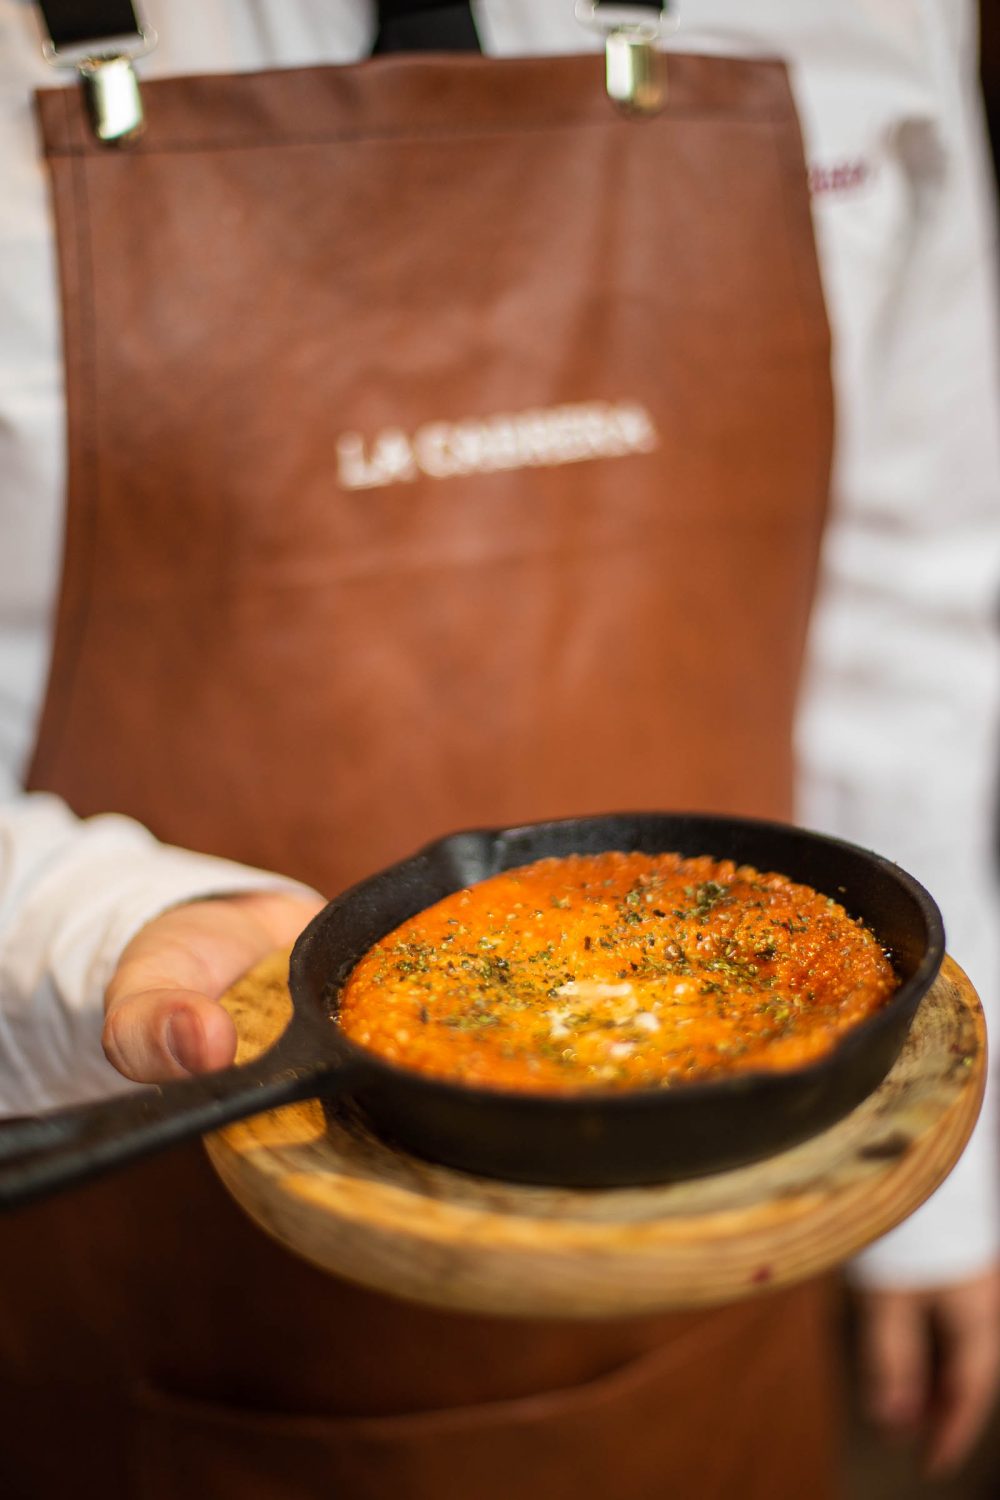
xmin=0 ymin=0 xmax=998 ymax=1289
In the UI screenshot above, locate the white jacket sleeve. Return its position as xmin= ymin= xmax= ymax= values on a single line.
xmin=795 ymin=1 xmax=1000 ymax=1286
xmin=0 ymin=792 xmax=319 ymax=1115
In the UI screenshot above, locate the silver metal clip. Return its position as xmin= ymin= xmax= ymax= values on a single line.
xmin=574 ymin=2 xmax=678 ymax=119
xmin=78 ymin=53 xmax=145 ymax=144
xmin=41 ymin=22 xmax=157 ymax=146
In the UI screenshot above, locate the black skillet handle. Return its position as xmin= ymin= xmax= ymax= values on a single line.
xmin=0 ymin=1009 xmax=356 ymax=1212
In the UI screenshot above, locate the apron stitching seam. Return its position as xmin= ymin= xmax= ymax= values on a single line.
xmin=41 ymin=96 xmax=102 ymax=783
xmin=42 ymin=109 xmax=787 ymax=159
xmin=767 ymin=113 xmax=834 ymax=552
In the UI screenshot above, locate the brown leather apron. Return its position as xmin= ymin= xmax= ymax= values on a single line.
xmin=1 ymin=51 xmax=836 ymax=1500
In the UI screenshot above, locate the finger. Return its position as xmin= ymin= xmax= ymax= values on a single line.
xmin=224 ymin=890 xmax=327 ymax=946
xmin=103 ymin=891 xmax=325 ymax=1083
xmin=103 ymin=989 xmax=238 ymax=1082
xmin=925 ymin=1320 xmax=1000 ymax=1474
xmin=859 ymin=1293 xmax=930 ymax=1436
xmin=107 ymin=892 xmax=324 ymax=1008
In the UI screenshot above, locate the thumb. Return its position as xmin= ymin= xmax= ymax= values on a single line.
xmin=858 ymin=1290 xmax=930 ymax=1437
xmin=924 ymin=1267 xmax=1000 ymax=1475
xmin=103 ymin=889 xmax=324 ymax=1082
xmin=103 ymin=986 xmax=239 ymax=1081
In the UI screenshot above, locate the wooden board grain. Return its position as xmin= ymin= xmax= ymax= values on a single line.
xmin=204 ymin=952 xmax=985 ymax=1318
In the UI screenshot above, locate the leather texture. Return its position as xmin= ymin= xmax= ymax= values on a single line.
xmin=5 ymin=49 xmax=836 ymax=1500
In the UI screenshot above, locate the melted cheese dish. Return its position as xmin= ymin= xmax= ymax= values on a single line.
xmin=338 ymin=851 xmax=899 ymax=1092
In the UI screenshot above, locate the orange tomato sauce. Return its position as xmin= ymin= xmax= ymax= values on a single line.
xmin=338 ymin=851 xmax=899 ymax=1093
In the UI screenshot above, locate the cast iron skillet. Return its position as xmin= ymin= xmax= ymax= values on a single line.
xmin=0 ymin=812 xmax=945 ymax=1209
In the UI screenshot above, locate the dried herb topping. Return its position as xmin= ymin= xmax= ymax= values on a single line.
xmin=338 ymin=851 xmax=899 ymax=1093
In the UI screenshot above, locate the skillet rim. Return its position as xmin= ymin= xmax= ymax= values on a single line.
xmin=294 ymin=809 xmax=946 ymax=1112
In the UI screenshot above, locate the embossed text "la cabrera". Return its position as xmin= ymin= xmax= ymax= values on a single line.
xmin=336 ymin=401 xmax=658 ymax=490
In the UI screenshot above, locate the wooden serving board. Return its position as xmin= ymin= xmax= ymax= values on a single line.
xmin=205 ymin=952 xmax=985 ymax=1319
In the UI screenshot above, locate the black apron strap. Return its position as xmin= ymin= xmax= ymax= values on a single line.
xmin=36 ymin=2 xmax=669 ymax=60
xmin=373 ymin=0 xmax=670 ymax=56
xmin=373 ymin=1 xmax=481 ymax=55
xmin=34 ymin=0 xmax=141 ymax=51
xmin=33 ymin=2 xmax=672 ymax=139
xmin=34 ymin=1 xmax=482 ymax=57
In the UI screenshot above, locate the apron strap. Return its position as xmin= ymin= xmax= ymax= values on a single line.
xmin=31 ymin=1 xmax=676 ymax=139
xmin=372 ymin=1 xmax=670 ymax=57
xmin=373 ymin=1 xmax=481 ymax=55
xmin=33 ymin=0 xmax=152 ymax=144
xmin=34 ymin=0 xmax=142 ymax=51
xmin=577 ymin=2 xmax=676 ymax=116
xmin=34 ymin=0 xmax=669 ymax=54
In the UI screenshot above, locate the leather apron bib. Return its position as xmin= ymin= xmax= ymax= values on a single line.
xmin=1 ymin=51 xmax=836 ymax=1500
